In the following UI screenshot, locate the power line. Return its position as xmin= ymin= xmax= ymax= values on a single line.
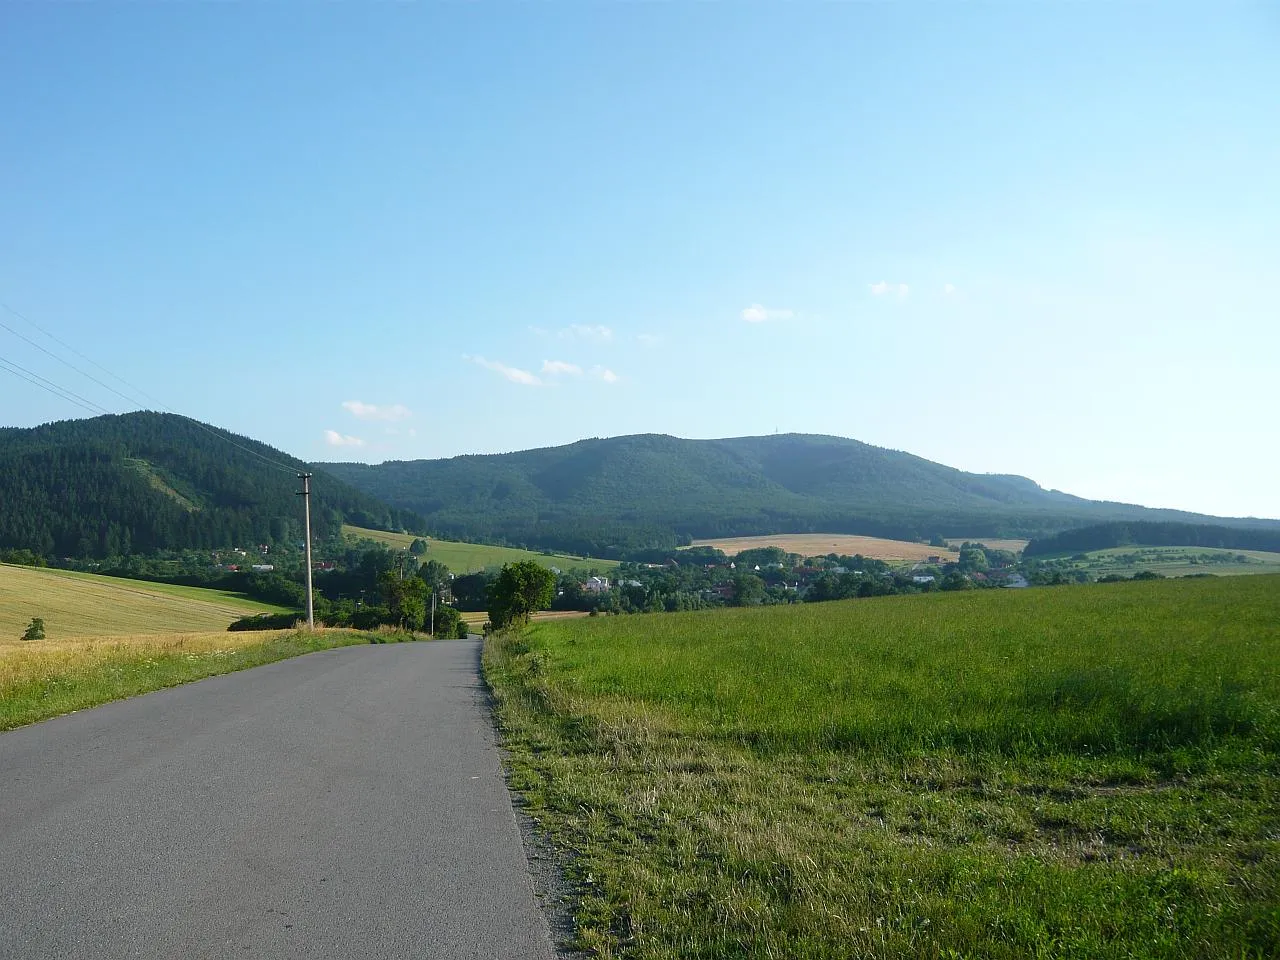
xmin=0 ymin=313 xmax=148 ymax=410
xmin=0 ymin=354 xmax=113 ymax=417
xmin=177 ymin=416 xmax=301 ymax=475
xmin=0 ymin=300 xmax=300 ymax=475
xmin=0 ymin=300 xmax=165 ymax=409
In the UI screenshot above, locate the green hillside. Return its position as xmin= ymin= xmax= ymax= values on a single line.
xmin=0 ymin=563 xmax=291 ymax=638
xmin=0 ymin=412 xmax=426 ymax=557
xmin=487 ymin=575 xmax=1280 ymax=958
xmin=323 ymin=433 xmax=1279 ymax=557
xmin=342 ymin=525 xmax=617 ymax=573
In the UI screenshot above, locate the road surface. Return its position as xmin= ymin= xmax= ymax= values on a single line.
xmin=0 ymin=640 xmax=561 ymax=959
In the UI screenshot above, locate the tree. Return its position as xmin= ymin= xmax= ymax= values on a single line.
xmin=409 ymin=538 xmax=428 ymax=556
xmin=22 ymin=617 xmax=45 ymax=641
xmin=429 ymin=603 xmax=463 ymax=639
xmin=378 ymin=572 xmax=429 ymax=631
xmin=730 ymin=573 xmax=766 ymax=606
xmin=939 ymin=569 xmax=974 ymax=591
xmin=450 ymin=572 xmax=494 ymax=611
xmin=488 ymin=561 xmax=556 ymax=630
xmin=418 ymin=559 xmax=451 ymax=594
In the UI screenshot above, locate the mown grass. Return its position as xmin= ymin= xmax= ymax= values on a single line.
xmin=485 ymin=575 xmax=1280 ymax=959
xmin=342 ymin=524 xmax=619 ymax=573
xmin=0 ymin=628 xmax=383 ymax=731
xmin=0 ymin=562 xmax=290 ymax=639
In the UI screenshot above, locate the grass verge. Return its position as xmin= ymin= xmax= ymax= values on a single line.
xmin=485 ymin=576 xmax=1280 ymax=959
xmin=0 ymin=628 xmax=405 ymax=731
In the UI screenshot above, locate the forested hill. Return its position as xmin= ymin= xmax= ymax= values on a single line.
xmin=0 ymin=412 xmax=425 ymax=557
xmin=323 ymin=433 xmax=1279 ymax=557
xmin=1024 ymin=521 xmax=1280 ymax=557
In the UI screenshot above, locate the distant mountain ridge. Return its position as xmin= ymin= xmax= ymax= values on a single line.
xmin=0 ymin=412 xmax=425 ymax=557
xmin=323 ymin=433 xmax=1278 ymax=557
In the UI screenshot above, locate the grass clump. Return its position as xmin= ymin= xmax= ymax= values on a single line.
xmin=0 ymin=628 xmax=374 ymax=730
xmin=485 ymin=574 xmax=1280 ymax=959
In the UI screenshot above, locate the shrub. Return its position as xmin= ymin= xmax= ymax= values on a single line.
xmin=227 ymin=613 xmax=301 ymax=632
xmin=21 ymin=617 xmax=45 ymax=641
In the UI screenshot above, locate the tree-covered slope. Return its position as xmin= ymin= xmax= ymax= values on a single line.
xmin=323 ymin=433 xmax=1278 ymax=556
xmin=0 ymin=412 xmax=425 ymax=557
xmin=1024 ymin=521 xmax=1280 ymax=557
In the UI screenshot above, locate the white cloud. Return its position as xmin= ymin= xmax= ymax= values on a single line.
xmin=741 ymin=304 xmax=795 ymax=323
xmin=324 ymin=429 xmax=365 ymax=448
xmin=528 ymin=325 xmax=549 ymax=337
xmin=636 ymin=333 xmax=662 ymax=346
xmin=541 ymin=359 xmax=583 ymax=376
xmin=943 ymin=283 xmax=958 ymax=296
xmin=560 ymin=324 xmax=613 ymax=341
xmin=591 ymin=366 xmax=620 ymax=383
xmin=341 ymin=400 xmax=412 ymax=421
xmin=465 ymin=354 xmax=544 ymax=386
xmin=869 ymin=282 xmax=909 ymax=298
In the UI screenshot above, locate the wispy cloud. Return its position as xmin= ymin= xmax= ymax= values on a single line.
xmin=636 ymin=333 xmax=662 ymax=346
xmin=870 ymin=282 xmax=910 ymax=298
xmin=324 ymin=429 xmax=365 ymax=448
xmin=943 ymin=283 xmax=958 ymax=296
xmin=465 ymin=354 xmax=543 ymax=386
xmin=342 ymin=400 xmax=412 ymax=422
xmin=560 ymin=324 xmax=613 ymax=341
xmin=741 ymin=304 xmax=795 ymax=323
xmin=541 ymin=359 xmax=583 ymax=376
xmin=591 ymin=366 xmax=619 ymax=383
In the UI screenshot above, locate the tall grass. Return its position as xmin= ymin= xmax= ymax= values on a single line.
xmin=0 ymin=628 xmax=373 ymax=730
xmin=486 ymin=575 xmax=1280 ymax=959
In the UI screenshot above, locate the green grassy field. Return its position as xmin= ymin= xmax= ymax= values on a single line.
xmin=0 ymin=563 xmax=291 ymax=639
xmin=1053 ymin=545 xmax=1280 ymax=579
xmin=486 ymin=575 xmax=1280 ymax=959
xmin=342 ymin=524 xmax=619 ymax=574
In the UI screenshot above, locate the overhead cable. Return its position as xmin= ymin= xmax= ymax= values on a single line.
xmin=0 ymin=300 xmax=300 ymax=474
xmin=0 ymin=354 xmax=114 ymax=417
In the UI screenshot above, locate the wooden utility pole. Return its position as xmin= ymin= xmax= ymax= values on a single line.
xmin=430 ymin=589 xmax=437 ymax=637
xmin=297 ymin=473 xmax=315 ymax=629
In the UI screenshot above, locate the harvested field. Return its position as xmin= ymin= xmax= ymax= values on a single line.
xmin=459 ymin=609 xmax=589 ymax=627
xmin=689 ymin=533 xmax=951 ymax=562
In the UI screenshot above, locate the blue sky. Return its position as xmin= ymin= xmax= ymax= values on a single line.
xmin=2 ymin=4 xmax=1277 ymax=519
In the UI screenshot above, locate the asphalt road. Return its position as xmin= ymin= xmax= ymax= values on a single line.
xmin=0 ymin=640 xmax=560 ymax=959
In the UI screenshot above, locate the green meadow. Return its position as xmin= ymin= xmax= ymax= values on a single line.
xmin=1063 ymin=545 xmax=1280 ymax=579
xmin=342 ymin=524 xmax=618 ymax=574
xmin=486 ymin=575 xmax=1280 ymax=959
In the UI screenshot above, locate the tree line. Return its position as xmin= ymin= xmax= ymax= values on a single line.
xmin=1024 ymin=522 xmax=1280 ymax=557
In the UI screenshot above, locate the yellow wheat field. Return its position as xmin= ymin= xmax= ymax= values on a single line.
xmin=689 ymin=534 xmax=956 ymax=562
xmin=0 ymin=563 xmax=285 ymax=640
xmin=0 ymin=628 xmax=300 ymax=696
